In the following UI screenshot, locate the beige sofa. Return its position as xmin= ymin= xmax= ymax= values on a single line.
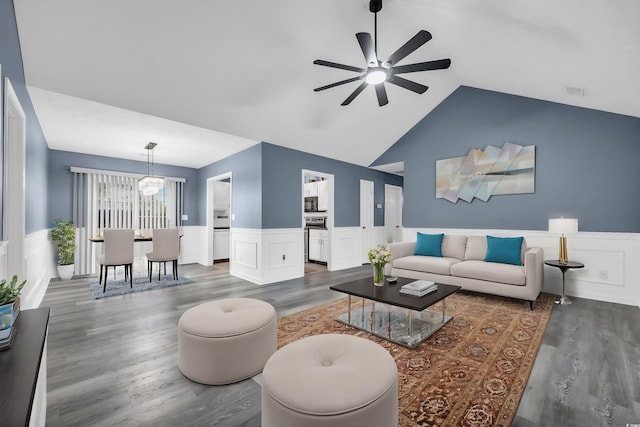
xmin=389 ymin=235 xmax=544 ymax=308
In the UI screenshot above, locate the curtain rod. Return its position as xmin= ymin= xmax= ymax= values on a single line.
xmin=70 ymin=166 xmax=186 ymax=183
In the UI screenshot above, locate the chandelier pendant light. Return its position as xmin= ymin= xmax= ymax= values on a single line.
xmin=313 ymin=0 xmax=451 ymax=106
xmin=138 ymin=142 xmax=164 ymax=196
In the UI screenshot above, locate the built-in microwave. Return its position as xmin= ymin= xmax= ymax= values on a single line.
xmin=304 ymin=196 xmax=318 ymax=212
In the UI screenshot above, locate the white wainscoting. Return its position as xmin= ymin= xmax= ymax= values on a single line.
xmin=402 ymin=228 xmax=640 ymax=307
xmin=192 ymin=226 xmax=389 ymax=284
xmin=330 ymin=227 xmax=363 ymax=271
xmin=230 ymin=228 xmax=303 ymax=285
xmin=23 ymin=229 xmax=57 ymax=309
xmin=179 ymin=226 xmax=207 ymax=265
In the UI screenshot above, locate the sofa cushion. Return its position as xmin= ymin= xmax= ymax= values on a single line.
xmin=451 ymin=260 xmax=526 ymax=286
xmin=485 ymin=236 xmax=524 ymax=266
xmin=464 ymin=235 xmax=487 ymax=260
xmin=393 ymin=256 xmax=460 ymax=276
xmin=414 ymin=233 xmax=444 ymax=257
xmin=441 ymin=234 xmax=467 ymax=260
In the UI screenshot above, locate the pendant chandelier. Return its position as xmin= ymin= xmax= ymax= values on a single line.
xmin=138 ymin=142 xmax=164 ymax=196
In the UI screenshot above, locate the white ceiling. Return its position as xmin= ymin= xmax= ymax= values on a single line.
xmin=14 ymin=0 xmax=640 ymax=169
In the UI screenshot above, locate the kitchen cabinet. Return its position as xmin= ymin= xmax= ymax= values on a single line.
xmin=317 ymin=180 xmax=329 ymax=211
xmin=213 ymin=230 xmax=230 ymax=260
xmin=308 ymin=229 xmax=328 ymax=262
xmin=303 ymin=182 xmax=318 ymax=197
xmin=213 ymin=181 xmax=231 ymax=209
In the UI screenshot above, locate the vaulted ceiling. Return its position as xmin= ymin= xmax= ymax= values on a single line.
xmin=13 ymin=0 xmax=640 ymax=169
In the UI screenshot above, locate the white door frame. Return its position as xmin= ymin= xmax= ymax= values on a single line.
xmin=206 ymin=172 xmax=232 ymax=266
xmin=302 ymin=169 xmax=334 ymax=270
xmin=384 ymin=184 xmax=403 ymax=243
xmin=360 ymin=179 xmax=374 ymax=264
xmin=3 ymin=78 xmax=27 ymax=280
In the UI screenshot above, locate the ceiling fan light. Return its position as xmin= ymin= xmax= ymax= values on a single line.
xmin=365 ymin=69 xmax=387 ymax=85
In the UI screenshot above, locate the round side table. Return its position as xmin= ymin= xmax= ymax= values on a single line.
xmin=544 ymin=260 xmax=584 ymax=305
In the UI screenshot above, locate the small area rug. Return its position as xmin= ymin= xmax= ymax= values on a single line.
xmin=89 ymin=275 xmax=191 ymax=299
xmin=277 ymin=291 xmax=554 ymax=427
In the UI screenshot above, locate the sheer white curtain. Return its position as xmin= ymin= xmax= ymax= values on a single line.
xmin=71 ymin=167 xmax=185 ymax=275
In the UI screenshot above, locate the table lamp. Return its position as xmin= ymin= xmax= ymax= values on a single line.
xmin=548 ymin=218 xmax=578 ymax=264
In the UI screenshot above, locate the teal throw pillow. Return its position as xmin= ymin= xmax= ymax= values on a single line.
xmin=414 ymin=233 xmax=444 ymax=257
xmin=485 ymin=236 xmax=523 ymax=266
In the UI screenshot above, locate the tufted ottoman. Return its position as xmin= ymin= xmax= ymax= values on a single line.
xmin=178 ymin=298 xmax=277 ymax=385
xmin=261 ymin=334 xmax=398 ymax=427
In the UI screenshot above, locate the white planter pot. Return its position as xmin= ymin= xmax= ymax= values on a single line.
xmin=57 ymin=264 xmax=75 ymax=280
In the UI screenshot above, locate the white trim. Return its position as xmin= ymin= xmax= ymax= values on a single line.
xmin=402 ymin=227 xmax=640 ymax=307
xmin=302 ymin=169 xmax=335 ymax=269
xmin=330 ymin=227 xmax=362 ymax=271
xmin=23 ymin=229 xmax=56 ymax=309
xmin=70 ymin=166 xmax=186 ymax=183
xmin=206 ymin=172 xmax=232 ymax=267
xmin=3 ymin=78 xmax=26 ymax=281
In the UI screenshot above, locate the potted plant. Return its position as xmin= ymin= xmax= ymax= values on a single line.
xmin=51 ymin=219 xmax=77 ymax=280
xmin=0 ymin=275 xmax=26 ymax=343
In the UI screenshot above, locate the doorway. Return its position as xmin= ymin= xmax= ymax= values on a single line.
xmin=3 ymin=78 xmax=26 ymax=280
xmin=360 ymin=180 xmax=374 ymax=264
xmin=384 ymin=184 xmax=403 ymax=243
xmin=206 ymin=173 xmax=232 ymax=266
xmin=302 ymin=170 xmax=333 ymax=274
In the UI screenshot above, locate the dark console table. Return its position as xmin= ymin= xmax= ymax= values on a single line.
xmin=544 ymin=260 xmax=584 ymax=306
xmin=0 ymin=308 xmax=50 ymax=426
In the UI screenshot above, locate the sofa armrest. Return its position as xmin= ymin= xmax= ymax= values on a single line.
xmin=388 ymin=241 xmax=416 ymax=262
xmin=524 ymin=247 xmax=544 ymax=298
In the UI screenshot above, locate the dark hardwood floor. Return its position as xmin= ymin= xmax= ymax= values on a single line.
xmin=40 ymin=263 xmax=640 ymax=426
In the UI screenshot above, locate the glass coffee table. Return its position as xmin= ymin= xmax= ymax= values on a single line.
xmin=330 ymin=277 xmax=460 ymax=348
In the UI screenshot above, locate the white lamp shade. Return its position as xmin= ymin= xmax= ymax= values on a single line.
xmin=548 ymin=218 xmax=578 ymax=234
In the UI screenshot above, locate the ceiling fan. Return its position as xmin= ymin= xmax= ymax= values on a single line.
xmin=313 ymin=0 xmax=451 ymax=107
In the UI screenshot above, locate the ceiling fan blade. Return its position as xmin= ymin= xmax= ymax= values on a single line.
xmin=385 ymin=30 xmax=432 ymax=66
xmin=356 ymin=32 xmax=377 ymax=66
xmin=313 ymin=59 xmax=364 ymax=73
xmin=392 ymin=58 xmax=451 ymax=74
xmin=387 ymin=75 xmax=428 ymax=94
xmin=341 ymin=82 xmax=368 ymax=106
xmin=375 ymin=83 xmax=389 ymax=106
xmin=314 ymin=76 xmax=363 ymax=92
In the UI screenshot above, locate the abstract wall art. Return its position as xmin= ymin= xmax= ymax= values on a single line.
xmin=436 ymin=142 xmax=535 ymax=203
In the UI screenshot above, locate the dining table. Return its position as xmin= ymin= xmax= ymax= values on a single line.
xmin=89 ymin=235 xmax=153 ymax=243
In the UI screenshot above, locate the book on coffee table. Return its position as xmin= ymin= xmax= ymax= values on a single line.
xmin=400 ymin=280 xmax=437 ymax=297
xmin=402 ymin=280 xmax=436 ymax=292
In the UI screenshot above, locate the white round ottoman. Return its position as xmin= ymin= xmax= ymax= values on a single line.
xmin=178 ymin=298 xmax=277 ymax=385
xmin=261 ymin=334 xmax=398 ymax=427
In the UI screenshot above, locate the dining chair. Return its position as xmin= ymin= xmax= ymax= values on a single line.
xmin=146 ymin=228 xmax=180 ymax=282
xmin=99 ymin=229 xmax=134 ymax=292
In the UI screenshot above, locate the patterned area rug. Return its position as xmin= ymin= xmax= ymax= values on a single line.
xmin=89 ymin=275 xmax=191 ymax=299
xmin=277 ymin=291 xmax=554 ymax=427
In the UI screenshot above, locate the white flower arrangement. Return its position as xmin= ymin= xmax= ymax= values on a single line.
xmin=368 ymin=245 xmax=391 ymax=267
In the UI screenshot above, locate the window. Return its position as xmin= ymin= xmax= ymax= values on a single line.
xmin=71 ymin=168 xmax=185 ymax=274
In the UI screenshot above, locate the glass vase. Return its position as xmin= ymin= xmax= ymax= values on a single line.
xmin=373 ymin=263 xmax=385 ymax=286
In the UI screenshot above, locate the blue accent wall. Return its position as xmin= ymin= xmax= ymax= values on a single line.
xmin=198 ymin=144 xmax=263 ymax=229
xmin=261 ymin=143 xmax=403 ymax=228
xmin=372 ymin=86 xmax=640 ymax=232
xmin=0 ymin=0 xmax=50 ymax=234
xmin=48 ymin=150 xmax=199 ymax=226
xmin=197 ymin=142 xmax=403 ymax=229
